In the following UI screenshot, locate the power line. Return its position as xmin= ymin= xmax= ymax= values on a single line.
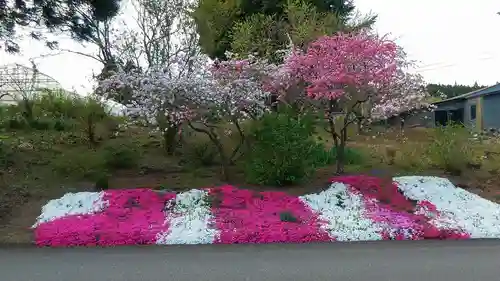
xmin=415 ymin=63 xmax=457 ymax=73
xmin=415 ymin=56 xmax=497 ymax=73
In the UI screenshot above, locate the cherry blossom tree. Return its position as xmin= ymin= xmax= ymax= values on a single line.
xmin=273 ymin=32 xmax=401 ymax=173
xmin=98 ymin=68 xmax=198 ymax=154
xmin=99 ymin=54 xmax=274 ymax=179
xmin=185 ymin=54 xmax=275 ymax=179
xmin=370 ymin=70 xmax=436 ymax=132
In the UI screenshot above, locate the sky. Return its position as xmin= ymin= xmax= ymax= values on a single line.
xmin=1 ymin=0 xmax=500 ymax=94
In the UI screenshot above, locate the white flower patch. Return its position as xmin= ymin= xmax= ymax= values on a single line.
xmin=395 ymin=176 xmax=500 ymax=238
xmin=32 ymin=192 xmax=107 ymax=228
xmin=156 ymin=189 xmax=218 ymax=245
xmin=300 ymin=182 xmax=383 ymax=241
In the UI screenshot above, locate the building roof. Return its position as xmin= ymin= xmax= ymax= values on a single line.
xmin=433 ymin=83 xmax=500 ymax=105
xmin=467 ymin=83 xmax=500 ymax=99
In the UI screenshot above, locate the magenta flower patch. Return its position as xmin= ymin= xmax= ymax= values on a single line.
xmin=35 ymin=189 xmax=176 ymax=247
xmin=33 ymin=176 xmax=487 ymax=247
xmin=209 ymin=185 xmax=332 ymax=244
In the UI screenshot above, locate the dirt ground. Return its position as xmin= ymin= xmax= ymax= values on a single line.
xmin=2 ymin=126 xmax=500 ymax=244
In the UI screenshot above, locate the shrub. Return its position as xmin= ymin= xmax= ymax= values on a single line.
xmin=0 ymin=107 xmax=27 ymax=130
xmin=32 ymin=89 xmax=88 ymax=120
xmin=392 ymin=143 xmax=431 ymax=173
xmin=179 ymin=140 xmax=218 ymax=167
xmin=28 ymin=118 xmax=53 ymax=130
xmin=101 ymin=140 xmax=140 ymax=169
xmin=51 ymin=150 xmax=107 ymax=179
xmin=311 ymin=143 xmax=364 ymax=167
xmin=52 ymin=118 xmax=75 ymax=131
xmin=0 ymin=139 xmax=14 ymax=169
xmin=331 ymin=146 xmax=364 ymax=165
xmin=426 ymin=123 xmax=472 ymax=175
xmin=75 ymin=97 xmax=109 ymax=145
xmin=0 ymin=91 xmax=87 ymax=132
xmin=310 ymin=143 xmax=333 ymax=166
xmin=243 ymin=110 xmax=319 ymax=186
xmin=4 ymin=116 xmax=27 ymax=130
xmin=94 ymin=174 xmax=110 ymax=191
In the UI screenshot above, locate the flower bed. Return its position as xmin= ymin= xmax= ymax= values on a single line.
xmin=33 ymin=176 xmax=500 ymax=247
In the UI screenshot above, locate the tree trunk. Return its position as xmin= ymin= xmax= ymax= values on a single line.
xmin=336 ymin=128 xmax=347 ymax=174
xmin=357 ymin=117 xmax=369 ymax=135
xmin=328 ymin=117 xmax=339 ymax=148
xmin=229 ymin=119 xmax=246 ymax=164
xmin=163 ymin=126 xmax=178 ymax=155
xmin=21 ymin=99 xmax=34 ymax=122
xmin=87 ymin=119 xmax=96 ymax=147
xmin=212 ymin=135 xmax=230 ymax=181
xmin=356 ymin=118 xmax=363 ymax=134
xmin=399 ymin=117 xmax=405 ymax=133
xmin=188 ymin=122 xmax=231 ymax=181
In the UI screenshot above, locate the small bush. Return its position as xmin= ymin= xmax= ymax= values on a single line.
xmin=310 ymin=143 xmax=334 ymax=166
xmin=310 ymin=143 xmax=364 ymax=167
xmin=243 ymin=110 xmax=318 ymax=186
xmin=180 ymin=140 xmax=218 ymax=167
xmin=94 ymin=174 xmax=110 ymax=191
xmin=334 ymin=147 xmax=364 ymax=165
xmin=28 ymin=118 xmax=53 ymax=130
xmin=51 ymin=150 xmax=107 ymax=179
xmin=71 ymin=96 xmax=110 ymax=145
xmin=101 ymin=140 xmax=140 ymax=169
xmin=52 ymin=118 xmax=75 ymax=131
xmin=0 ymin=140 xmax=14 ymax=168
xmin=393 ymin=143 xmax=430 ymax=172
xmin=426 ymin=123 xmax=472 ymax=174
xmin=1 ymin=115 xmax=27 ymax=130
xmin=32 ymin=89 xmax=89 ymax=120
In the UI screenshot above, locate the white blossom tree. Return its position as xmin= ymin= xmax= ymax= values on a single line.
xmin=100 ymin=55 xmax=275 ymax=179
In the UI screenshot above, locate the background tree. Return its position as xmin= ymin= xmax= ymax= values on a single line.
xmin=89 ymin=0 xmax=204 ymax=82
xmin=426 ymin=83 xmax=488 ymax=99
xmin=193 ymin=0 xmax=367 ymax=61
xmin=0 ymin=0 xmax=122 ymax=53
xmin=230 ymin=0 xmax=344 ymax=62
xmin=370 ymin=71 xmax=434 ymax=132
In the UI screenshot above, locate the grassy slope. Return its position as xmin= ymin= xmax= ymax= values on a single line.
xmin=2 ymin=122 xmax=500 ymax=243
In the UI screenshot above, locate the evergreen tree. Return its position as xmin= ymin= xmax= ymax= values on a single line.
xmin=193 ymin=0 xmax=362 ymax=60
xmin=0 ymin=0 xmax=122 ymax=53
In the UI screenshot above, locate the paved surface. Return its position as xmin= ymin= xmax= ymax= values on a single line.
xmin=1 ymin=240 xmax=500 ymax=281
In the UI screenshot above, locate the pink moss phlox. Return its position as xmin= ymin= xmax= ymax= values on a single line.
xmin=331 ymin=175 xmax=470 ymax=240
xmin=35 ymin=189 xmax=176 ymax=247
xmin=210 ymin=185 xmax=331 ymax=244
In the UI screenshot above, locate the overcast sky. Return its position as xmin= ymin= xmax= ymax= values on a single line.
xmin=1 ymin=0 xmax=500 ymax=94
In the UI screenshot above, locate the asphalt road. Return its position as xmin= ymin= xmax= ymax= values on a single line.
xmin=1 ymin=240 xmax=500 ymax=281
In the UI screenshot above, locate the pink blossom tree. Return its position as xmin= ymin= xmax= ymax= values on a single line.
xmin=275 ymin=32 xmax=403 ymax=173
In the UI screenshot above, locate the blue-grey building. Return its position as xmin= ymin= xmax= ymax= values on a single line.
xmin=383 ymin=83 xmax=500 ymax=131
xmin=432 ymin=83 xmax=500 ymax=130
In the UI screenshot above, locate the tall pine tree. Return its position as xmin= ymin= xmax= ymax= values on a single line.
xmin=193 ymin=0 xmax=362 ymax=60
xmin=1 ymin=0 xmax=122 ymax=53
